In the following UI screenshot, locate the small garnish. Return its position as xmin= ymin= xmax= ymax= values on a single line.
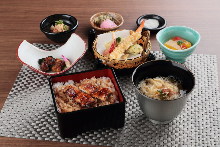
xmin=61 ymin=55 xmax=71 ymax=68
xmin=116 ymin=37 xmax=121 ymax=44
xmin=94 ymin=14 xmax=115 ymax=26
xmin=38 ymin=58 xmax=44 ymax=65
xmin=172 ymin=36 xmax=182 ymax=41
xmin=55 ymin=20 xmax=64 ymax=25
xmin=157 ymin=89 xmax=169 ymax=100
xmin=177 ymin=40 xmax=184 ymax=46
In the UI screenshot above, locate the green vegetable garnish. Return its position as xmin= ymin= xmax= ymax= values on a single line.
xmin=177 ymin=40 xmax=184 ymax=46
xmin=157 ymin=89 xmax=168 ymax=100
xmin=55 ymin=20 xmax=64 ymax=25
xmin=116 ymin=37 xmax=121 ymax=44
xmin=52 ymin=20 xmax=69 ymax=32
xmin=157 ymin=89 xmax=162 ymax=93
xmin=38 ymin=58 xmax=44 ymax=65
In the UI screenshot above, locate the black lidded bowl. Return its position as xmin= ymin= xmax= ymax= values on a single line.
xmin=48 ymin=68 xmax=126 ymax=138
xmin=136 ymin=14 xmax=166 ymax=32
xmin=40 ymin=14 xmax=78 ymax=43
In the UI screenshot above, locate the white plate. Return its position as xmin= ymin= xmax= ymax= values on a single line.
xmin=17 ymin=33 xmax=86 ymax=76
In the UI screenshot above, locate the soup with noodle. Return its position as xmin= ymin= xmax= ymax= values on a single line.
xmin=138 ymin=77 xmax=184 ymax=100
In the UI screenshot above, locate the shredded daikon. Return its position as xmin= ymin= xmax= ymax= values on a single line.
xmin=141 ymin=19 xmax=159 ymax=29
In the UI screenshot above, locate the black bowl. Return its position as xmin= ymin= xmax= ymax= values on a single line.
xmin=40 ymin=14 xmax=78 ymax=43
xmin=136 ymin=14 xmax=166 ymax=32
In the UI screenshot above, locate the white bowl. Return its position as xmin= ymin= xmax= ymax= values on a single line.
xmin=17 ymin=33 xmax=86 ymax=76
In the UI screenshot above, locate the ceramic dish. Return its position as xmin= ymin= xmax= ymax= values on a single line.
xmin=136 ymin=14 xmax=166 ymax=32
xmin=49 ymin=68 xmax=126 ymax=138
xmin=132 ymin=60 xmax=195 ymax=124
xmin=156 ymin=26 xmax=200 ymax=63
xmin=17 ymin=33 xmax=86 ymax=76
xmin=40 ymin=14 xmax=78 ymax=43
xmin=90 ymin=12 xmax=124 ymax=32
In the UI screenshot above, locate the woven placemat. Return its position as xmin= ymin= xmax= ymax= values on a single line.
xmin=0 ymin=43 xmax=220 ymax=146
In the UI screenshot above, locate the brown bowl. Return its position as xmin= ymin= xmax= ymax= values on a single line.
xmin=90 ymin=12 xmax=124 ymax=32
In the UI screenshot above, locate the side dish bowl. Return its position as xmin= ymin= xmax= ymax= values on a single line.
xmin=17 ymin=33 xmax=86 ymax=76
xmin=136 ymin=14 xmax=166 ymax=32
xmin=132 ymin=60 xmax=195 ymax=124
xmin=156 ymin=26 xmax=200 ymax=63
xmin=40 ymin=14 xmax=78 ymax=43
xmin=49 ymin=68 xmax=126 ymax=138
xmin=90 ymin=12 xmax=124 ymax=32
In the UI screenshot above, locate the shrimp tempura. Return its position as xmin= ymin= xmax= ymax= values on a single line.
xmin=109 ymin=20 xmax=145 ymax=60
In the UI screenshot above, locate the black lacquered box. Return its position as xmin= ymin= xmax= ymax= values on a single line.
xmin=49 ymin=68 xmax=126 ymax=138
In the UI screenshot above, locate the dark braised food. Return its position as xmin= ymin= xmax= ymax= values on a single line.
xmin=38 ymin=56 xmax=66 ymax=72
xmin=53 ymin=77 xmax=119 ymax=113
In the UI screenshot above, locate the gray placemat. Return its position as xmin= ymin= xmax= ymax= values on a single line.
xmin=0 ymin=43 xmax=220 ymax=147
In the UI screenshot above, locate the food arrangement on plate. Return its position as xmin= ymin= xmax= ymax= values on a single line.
xmin=93 ymin=21 xmax=151 ymax=69
xmin=90 ymin=12 xmax=124 ymax=31
xmin=17 ymin=33 xmax=86 ymax=76
xmin=16 ymin=12 xmax=200 ymax=137
xmin=136 ymin=14 xmax=166 ymax=32
xmin=93 ymin=14 xmax=117 ymax=29
xmin=164 ymin=36 xmax=192 ymax=50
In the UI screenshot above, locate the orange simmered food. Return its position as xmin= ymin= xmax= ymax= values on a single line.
xmin=52 ymin=77 xmax=119 ymax=113
xmin=164 ymin=36 xmax=192 ymax=50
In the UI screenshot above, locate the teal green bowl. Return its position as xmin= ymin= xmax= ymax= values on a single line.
xmin=156 ymin=26 xmax=200 ymax=63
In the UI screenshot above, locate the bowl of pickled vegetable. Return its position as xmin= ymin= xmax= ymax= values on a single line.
xmin=156 ymin=26 xmax=200 ymax=63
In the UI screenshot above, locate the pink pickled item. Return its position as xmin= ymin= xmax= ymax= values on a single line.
xmin=61 ymin=55 xmax=71 ymax=68
xmin=100 ymin=19 xmax=117 ymax=29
